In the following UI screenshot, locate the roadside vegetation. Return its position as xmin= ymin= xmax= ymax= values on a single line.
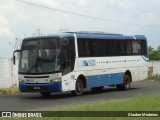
xmin=54 ymin=94 xmax=160 ymax=111
xmin=147 ymin=75 xmax=160 ymax=81
xmin=147 ymin=46 xmax=160 ymax=81
xmin=0 ymin=87 xmax=20 ymax=95
xmin=149 ymin=46 xmax=160 ymax=60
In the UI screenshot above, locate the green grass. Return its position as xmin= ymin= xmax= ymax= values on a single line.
xmin=147 ymin=75 xmax=160 ymax=81
xmin=0 ymin=87 xmax=20 ymax=95
xmin=45 ymin=94 xmax=160 ymax=111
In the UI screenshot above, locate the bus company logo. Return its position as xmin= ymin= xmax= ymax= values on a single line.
xmin=2 ymin=112 xmax=12 ymax=117
xmin=82 ymin=60 xmax=96 ymax=66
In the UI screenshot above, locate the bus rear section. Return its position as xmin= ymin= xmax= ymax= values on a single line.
xmin=71 ymin=32 xmax=148 ymax=95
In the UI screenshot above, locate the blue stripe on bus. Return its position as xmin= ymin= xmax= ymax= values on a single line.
xmin=86 ymin=73 xmax=125 ymax=88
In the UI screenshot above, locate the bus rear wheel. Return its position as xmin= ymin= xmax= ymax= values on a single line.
xmin=40 ymin=92 xmax=51 ymax=97
xmin=116 ymin=74 xmax=131 ymax=91
xmin=72 ymin=78 xmax=83 ymax=96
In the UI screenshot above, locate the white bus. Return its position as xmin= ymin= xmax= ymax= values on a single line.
xmin=13 ymin=32 xmax=148 ymax=97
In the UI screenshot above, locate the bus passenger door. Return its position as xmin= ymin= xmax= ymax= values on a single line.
xmin=60 ymin=39 xmax=72 ymax=75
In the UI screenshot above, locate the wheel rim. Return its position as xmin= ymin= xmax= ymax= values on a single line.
xmin=125 ymin=76 xmax=130 ymax=88
xmin=76 ymin=82 xmax=82 ymax=92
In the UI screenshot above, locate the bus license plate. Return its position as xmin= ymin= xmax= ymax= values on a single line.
xmin=34 ymin=87 xmax=40 ymax=90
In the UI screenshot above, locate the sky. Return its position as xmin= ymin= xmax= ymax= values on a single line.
xmin=0 ymin=0 xmax=160 ymax=58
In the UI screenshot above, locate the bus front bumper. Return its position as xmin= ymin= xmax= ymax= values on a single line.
xmin=19 ymin=82 xmax=62 ymax=92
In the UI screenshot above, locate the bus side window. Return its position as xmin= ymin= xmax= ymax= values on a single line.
xmin=126 ymin=41 xmax=133 ymax=55
xmin=141 ymin=40 xmax=147 ymax=55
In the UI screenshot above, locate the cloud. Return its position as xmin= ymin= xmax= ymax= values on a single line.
xmin=0 ymin=0 xmax=160 ymax=57
xmin=106 ymin=0 xmax=136 ymax=10
xmin=24 ymin=0 xmax=60 ymax=8
xmin=0 ymin=1 xmax=13 ymax=36
xmin=0 ymin=15 xmax=11 ymax=36
xmin=78 ymin=0 xmax=87 ymax=6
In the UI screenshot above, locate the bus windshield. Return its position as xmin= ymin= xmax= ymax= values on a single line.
xmin=19 ymin=38 xmax=62 ymax=74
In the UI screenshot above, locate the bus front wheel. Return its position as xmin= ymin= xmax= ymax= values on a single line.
xmin=116 ymin=74 xmax=131 ymax=91
xmin=72 ymin=78 xmax=83 ymax=96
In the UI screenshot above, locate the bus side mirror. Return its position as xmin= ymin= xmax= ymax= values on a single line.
xmin=13 ymin=55 xmax=16 ymax=65
xmin=13 ymin=50 xmax=21 ymax=65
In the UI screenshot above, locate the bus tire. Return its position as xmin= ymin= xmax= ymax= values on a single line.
xmin=116 ymin=74 xmax=131 ymax=91
xmin=40 ymin=92 xmax=51 ymax=97
xmin=72 ymin=78 xmax=83 ymax=96
xmin=91 ymin=86 xmax=104 ymax=92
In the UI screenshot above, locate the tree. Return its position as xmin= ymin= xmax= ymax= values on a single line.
xmin=157 ymin=46 xmax=160 ymax=51
xmin=149 ymin=46 xmax=160 ymax=61
xmin=148 ymin=46 xmax=154 ymax=55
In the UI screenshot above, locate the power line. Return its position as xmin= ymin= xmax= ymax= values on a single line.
xmin=15 ymin=0 xmax=160 ymax=29
xmin=148 ymin=41 xmax=160 ymax=43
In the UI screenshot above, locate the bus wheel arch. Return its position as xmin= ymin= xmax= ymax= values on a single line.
xmin=71 ymin=74 xmax=86 ymax=96
xmin=117 ymin=70 xmax=132 ymax=91
xmin=125 ymin=70 xmax=132 ymax=82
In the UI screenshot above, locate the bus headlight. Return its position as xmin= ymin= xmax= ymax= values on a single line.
xmin=19 ymin=79 xmax=26 ymax=84
xmin=50 ymin=77 xmax=61 ymax=83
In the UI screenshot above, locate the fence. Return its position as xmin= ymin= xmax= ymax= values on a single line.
xmin=0 ymin=59 xmax=18 ymax=88
xmin=0 ymin=59 xmax=159 ymax=89
xmin=148 ymin=61 xmax=160 ymax=77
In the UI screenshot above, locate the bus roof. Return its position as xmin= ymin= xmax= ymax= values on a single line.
xmin=23 ymin=33 xmax=74 ymax=40
xmin=23 ymin=31 xmax=146 ymax=41
xmin=72 ymin=31 xmax=146 ymax=40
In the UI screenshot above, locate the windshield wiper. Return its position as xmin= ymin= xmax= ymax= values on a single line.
xmin=26 ymin=58 xmax=46 ymax=74
xmin=26 ymin=63 xmax=37 ymax=74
